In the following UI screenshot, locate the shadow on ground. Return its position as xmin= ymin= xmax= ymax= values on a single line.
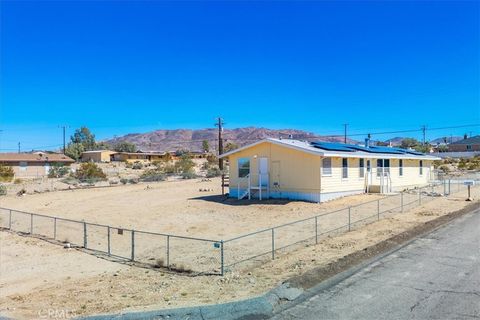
xmin=188 ymin=194 xmax=305 ymax=206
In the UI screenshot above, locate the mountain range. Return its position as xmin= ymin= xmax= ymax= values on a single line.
xmin=104 ymin=128 xmax=464 ymax=152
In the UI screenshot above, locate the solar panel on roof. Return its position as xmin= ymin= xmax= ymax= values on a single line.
xmin=311 ymin=142 xmax=355 ymax=152
xmin=368 ymin=146 xmax=406 ymax=154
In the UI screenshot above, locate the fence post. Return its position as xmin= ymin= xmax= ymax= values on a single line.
xmin=8 ymin=209 xmax=12 ymax=230
xmin=166 ymin=235 xmax=170 ymax=269
xmin=83 ymin=222 xmax=87 ymax=248
xmin=107 ymin=226 xmax=111 ymax=255
xmin=131 ymin=230 xmax=135 ymax=261
xmin=220 ymin=240 xmax=224 ymax=276
xmin=30 ymin=214 xmax=33 ymax=234
xmin=377 ymin=199 xmax=380 ymax=220
xmin=315 ymin=216 xmax=318 ymax=244
xmin=448 ymin=179 xmax=451 ymax=195
xmin=401 ymin=192 xmax=404 ymax=213
xmin=271 ymin=228 xmax=275 ymax=260
xmin=348 ymin=207 xmax=351 ymax=231
xmin=53 ymin=217 xmax=57 ymax=239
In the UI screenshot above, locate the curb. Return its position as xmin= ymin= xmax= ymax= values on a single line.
xmin=78 ymin=204 xmax=479 ymax=320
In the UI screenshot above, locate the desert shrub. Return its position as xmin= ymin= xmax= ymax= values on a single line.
xmin=438 ymin=165 xmax=450 ymax=173
xmin=120 ymin=178 xmax=128 ymax=184
xmin=74 ymin=162 xmax=106 ymax=182
xmin=48 ymin=163 xmax=70 ymax=178
xmin=181 ymin=171 xmax=197 ymax=179
xmin=140 ymin=169 xmax=166 ymax=182
xmin=175 ymin=154 xmax=195 ymax=173
xmin=0 ymin=164 xmax=14 ymax=182
xmin=13 ymin=178 xmax=23 ymax=184
xmin=61 ymin=176 xmax=79 ymax=185
xmin=0 ymin=185 xmax=7 ymax=196
xmin=131 ymin=161 xmax=143 ymax=170
xmin=125 ymin=162 xmax=133 ymax=169
xmin=163 ymin=164 xmax=176 ymax=174
xmin=206 ymin=166 xmax=222 ymax=178
xmin=120 ymin=177 xmax=139 ymax=184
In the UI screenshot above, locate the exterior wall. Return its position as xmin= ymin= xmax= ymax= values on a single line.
xmin=7 ymin=161 xmax=72 ymax=178
xmin=449 ymin=144 xmax=480 ymax=152
xmin=81 ymin=151 xmax=115 ymax=163
xmin=228 ymin=142 xmax=321 ymax=201
xmin=227 ymin=141 xmax=434 ymax=203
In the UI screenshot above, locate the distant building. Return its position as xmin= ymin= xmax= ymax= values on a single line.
xmin=81 ymin=150 xmax=117 ymax=163
xmin=448 ymin=135 xmax=480 ymax=152
xmin=112 ymin=151 xmax=172 ymax=163
xmin=0 ymin=152 xmax=74 ymax=178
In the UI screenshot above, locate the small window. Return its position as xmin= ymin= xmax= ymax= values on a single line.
xmin=377 ymin=159 xmax=390 ymax=176
xmin=238 ymin=158 xmax=250 ymax=178
xmin=322 ymin=158 xmax=332 ymax=176
xmin=19 ymin=161 xmax=27 ymax=171
xmin=359 ymin=159 xmax=365 ymax=178
xmin=466 ymin=145 xmax=472 ymax=151
xmin=419 ymin=160 xmax=423 ymax=175
xmin=342 ymin=158 xmax=348 ymax=179
xmin=399 ymin=159 xmax=403 ymax=176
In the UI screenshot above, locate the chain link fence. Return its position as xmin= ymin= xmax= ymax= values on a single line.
xmin=1 ymin=178 xmax=478 ymax=275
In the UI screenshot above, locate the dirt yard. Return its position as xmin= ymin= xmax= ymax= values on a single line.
xmin=0 ymin=178 xmax=478 ymax=319
xmin=1 ymin=186 xmax=478 ymax=319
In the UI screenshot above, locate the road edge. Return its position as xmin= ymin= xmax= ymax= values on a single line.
xmin=76 ymin=201 xmax=479 ymax=320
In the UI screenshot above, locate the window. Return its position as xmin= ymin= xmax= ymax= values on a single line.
xmin=342 ymin=158 xmax=348 ymax=179
xmin=359 ymin=159 xmax=365 ymax=178
xmin=419 ymin=160 xmax=423 ymax=175
xmin=466 ymin=145 xmax=472 ymax=151
xmin=322 ymin=158 xmax=332 ymax=176
xmin=19 ymin=161 xmax=27 ymax=171
xmin=238 ymin=158 xmax=250 ymax=178
xmin=399 ymin=159 xmax=403 ymax=176
xmin=377 ymin=159 xmax=390 ymax=176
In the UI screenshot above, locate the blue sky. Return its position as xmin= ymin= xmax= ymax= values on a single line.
xmin=1 ymin=0 xmax=479 ymax=151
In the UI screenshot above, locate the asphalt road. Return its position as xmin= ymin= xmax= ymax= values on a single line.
xmin=272 ymin=209 xmax=480 ymax=320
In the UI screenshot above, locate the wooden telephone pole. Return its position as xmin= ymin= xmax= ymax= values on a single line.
xmin=215 ymin=117 xmax=225 ymax=194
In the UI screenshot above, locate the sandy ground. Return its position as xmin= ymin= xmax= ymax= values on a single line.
xmin=0 ymin=180 xmax=478 ymax=319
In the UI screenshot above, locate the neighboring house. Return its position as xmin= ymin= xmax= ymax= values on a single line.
xmin=448 ymin=135 xmax=480 ymax=152
xmin=220 ymin=138 xmax=439 ymax=203
xmin=81 ymin=150 xmax=117 ymax=163
xmin=0 ymin=152 xmax=74 ymax=178
xmin=112 ymin=151 xmax=172 ymax=163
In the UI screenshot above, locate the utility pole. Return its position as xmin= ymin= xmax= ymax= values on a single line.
xmin=343 ymin=124 xmax=348 ymax=144
xmin=59 ymin=125 xmax=68 ymax=154
xmin=18 ymin=142 xmax=21 ymax=154
xmin=215 ymin=117 xmax=225 ymax=194
xmin=421 ymin=125 xmax=427 ymax=145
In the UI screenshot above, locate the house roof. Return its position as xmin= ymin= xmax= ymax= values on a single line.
xmin=219 ymin=138 xmax=440 ymax=160
xmin=0 ymin=152 xmax=75 ymax=163
xmin=450 ymin=135 xmax=480 ymax=145
xmin=81 ymin=150 xmax=117 ymax=154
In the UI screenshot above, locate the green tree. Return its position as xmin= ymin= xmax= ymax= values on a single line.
xmin=65 ymin=143 xmax=85 ymax=161
xmin=202 ymin=140 xmax=210 ymax=153
xmin=223 ymin=142 xmax=239 ymax=153
xmin=48 ymin=163 xmax=70 ymax=178
xmin=113 ymin=141 xmax=137 ymax=153
xmin=71 ymin=127 xmax=96 ymax=150
xmin=400 ymin=138 xmax=420 ymax=149
xmin=94 ymin=142 xmax=112 ymax=150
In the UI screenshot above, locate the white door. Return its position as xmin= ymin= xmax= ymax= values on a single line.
xmin=259 ymin=158 xmax=269 ymax=187
xmin=44 ymin=163 xmax=51 ymax=175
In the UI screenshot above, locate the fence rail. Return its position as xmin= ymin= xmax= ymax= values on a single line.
xmin=0 ymin=178 xmax=478 ymax=275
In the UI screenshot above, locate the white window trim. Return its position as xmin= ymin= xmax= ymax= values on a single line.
xmin=322 ymin=158 xmax=332 ymax=177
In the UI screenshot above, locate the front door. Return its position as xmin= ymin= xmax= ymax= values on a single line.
xmin=258 ymin=158 xmax=269 ymax=187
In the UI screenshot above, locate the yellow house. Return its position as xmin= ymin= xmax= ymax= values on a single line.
xmin=219 ymin=138 xmax=440 ymax=203
xmin=81 ymin=150 xmax=117 ymax=163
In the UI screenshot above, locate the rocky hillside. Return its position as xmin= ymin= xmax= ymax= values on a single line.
xmin=105 ymin=127 xmax=358 ymax=152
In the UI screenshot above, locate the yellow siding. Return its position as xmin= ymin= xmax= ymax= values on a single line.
xmin=226 ymin=141 xmax=434 ymax=201
xmin=228 ymin=142 xmax=321 ymax=194
xmin=320 ymin=157 xmax=365 ymax=193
